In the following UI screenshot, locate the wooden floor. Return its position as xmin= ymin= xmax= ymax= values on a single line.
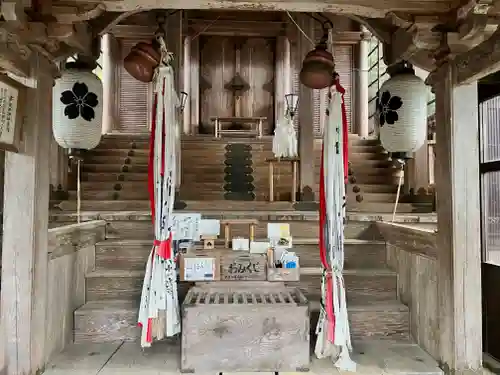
xmin=41 ymin=340 xmax=443 ymax=375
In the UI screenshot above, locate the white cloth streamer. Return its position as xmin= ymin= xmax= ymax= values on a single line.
xmin=138 ymin=43 xmax=181 ymax=347
xmin=272 ymin=110 xmax=298 ymax=158
xmin=314 ymin=88 xmax=356 ymax=372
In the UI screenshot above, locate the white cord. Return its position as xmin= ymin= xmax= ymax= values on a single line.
xmin=286 ymin=11 xmax=315 ymax=46
xmin=391 ymin=164 xmax=404 ymax=222
xmin=77 ymin=159 xmax=81 ymax=223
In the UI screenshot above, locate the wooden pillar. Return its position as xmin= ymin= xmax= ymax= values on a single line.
xmin=275 ymin=36 xmax=292 ymax=125
xmin=357 ymin=27 xmax=370 ymax=137
xmin=1 ymin=53 xmax=53 ymax=375
xmin=297 ymin=14 xmax=315 ymax=201
xmin=182 ymin=35 xmax=191 ymax=135
xmin=102 ymin=33 xmax=119 ymax=134
xmin=190 ymin=36 xmax=200 ymax=134
xmin=433 ymin=62 xmax=482 ymax=372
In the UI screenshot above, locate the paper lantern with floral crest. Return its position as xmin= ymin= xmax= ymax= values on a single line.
xmin=377 ymin=64 xmax=427 ymax=154
xmin=52 ymin=61 xmax=103 ymax=150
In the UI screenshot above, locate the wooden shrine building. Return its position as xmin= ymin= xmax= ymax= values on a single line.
xmin=0 ymin=0 xmax=498 ymax=374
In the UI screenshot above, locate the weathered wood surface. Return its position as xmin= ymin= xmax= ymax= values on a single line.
xmin=433 ymin=66 xmax=482 ymax=372
xmin=1 ymin=55 xmax=53 ymax=375
xmin=45 ymin=244 xmax=95 ymax=363
xmin=377 ymin=221 xmax=437 ymax=260
xmin=181 ymin=287 xmax=309 ymax=372
xmin=386 ymin=244 xmax=439 ymax=361
xmin=48 ymin=220 xmax=106 ymax=259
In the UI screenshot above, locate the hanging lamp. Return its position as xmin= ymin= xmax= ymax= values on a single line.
xmin=300 ymin=20 xmax=335 ymax=90
xmin=377 ymin=61 xmax=427 ymax=154
xmin=52 ymin=58 xmax=103 ymax=150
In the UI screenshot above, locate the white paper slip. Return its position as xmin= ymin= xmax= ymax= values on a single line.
xmin=267 ymin=222 xmax=290 ymax=239
xmin=184 ymin=257 xmax=216 ymax=281
xmin=172 ymin=213 xmax=202 ymax=241
xmin=232 ymin=237 xmax=250 ymax=251
xmin=250 ymin=241 xmax=270 ymax=254
xmin=199 ymin=219 xmax=220 ymax=237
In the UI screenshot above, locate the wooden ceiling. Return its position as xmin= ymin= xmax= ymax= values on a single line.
xmin=0 ymin=0 xmax=500 ymax=78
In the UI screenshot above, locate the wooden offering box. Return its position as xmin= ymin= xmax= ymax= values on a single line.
xmin=220 ymin=252 xmax=266 ymax=281
xmin=181 ymin=285 xmax=310 ymax=373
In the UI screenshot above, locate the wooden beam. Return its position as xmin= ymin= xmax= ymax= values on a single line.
xmin=453 ymin=25 xmax=500 ymax=84
xmin=433 ymin=62 xmax=482 ymax=372
xmin=385 ymin=27 xmax=442 ymax=65
xmin=94 ymin=10 xmax=145 ymax=36
xmin=109 ymin=24 xmax=157 ymax=38
xmin=47 ymin=23 xmax=92 ymax=55
xmin=376 ymin=222 xmax=437 ymax=260
xmin=1 ymin=0 xmax=27 ymax=25
xmin=97 ymin=0 xmax=451 ymax=18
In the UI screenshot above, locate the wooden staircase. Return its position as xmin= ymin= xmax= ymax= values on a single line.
xmin=47 ymin=133 xmax=437 ymax=345
xmin=53 ymin=133 xmax=427 ymax=213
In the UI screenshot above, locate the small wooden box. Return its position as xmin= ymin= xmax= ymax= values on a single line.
xmin=267 ymin=266 xmax=300 ymax=281
xmin=220 ymin=252 xmax=267 ymax=281
xmin=181 ymin=286 xmax=310 ymax=373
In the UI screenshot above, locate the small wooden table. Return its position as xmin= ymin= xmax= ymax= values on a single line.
xmin=266 ymin=157 xmax=300 ymax=203
xmin=220 ymin=218 xmax=258 ymax=248
xmin=210 ymin=116 xmax=265 ymax=138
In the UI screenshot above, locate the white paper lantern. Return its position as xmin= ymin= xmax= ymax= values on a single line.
xmin=52 ymin=62 xmax=103 ymax=150
xmin=377 ymin=66 xmax=427 ymax=153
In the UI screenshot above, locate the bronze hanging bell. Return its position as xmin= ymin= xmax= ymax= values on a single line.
xmin=123 ymin=39 xmax=162 ymax=83
xmin=299 ymin=34 xmax=335 ymax=90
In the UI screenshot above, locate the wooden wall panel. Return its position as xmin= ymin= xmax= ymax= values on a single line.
xmin=239 ymin=38 xmax=275 ymax=135
xmin=199 ymin=36 xmax=236 ymax=132
xmin=117 ymin=38 xmax=152 ymax=133
xmin=334 ymin=44 xmax=354 ymax=132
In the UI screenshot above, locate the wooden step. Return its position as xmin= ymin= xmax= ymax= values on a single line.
xmin=84 ymin=268 xmax=397 ymax=304
xmin=82 ymin=164 xmax=149 ymax=173
xmin=49 ymin=210 xmax=437 ymax=228
xmin=103 ymin=219 xmax=381 ymax=240
xmin=348 ymin=184 xmax=398 ymax=193
xmin=81 ymin=172 xmax=147 ymax=182
xmin=94 ymin=239 xmax=387 ymax=271
xmin=54 ymin=198 xmax=417 ymax=213
xmin=74 ymin=299 xmax=409 ymax=343
xmin=49 ymin=209 xmax=437 ymax=226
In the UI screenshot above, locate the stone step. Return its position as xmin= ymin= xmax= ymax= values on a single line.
xmin=95 ymin=238 xmax=387 ymax=271
xmin=74 ymin=299 xmax=409 ymax=343
xmin=54 ymin=199 xmax=417 ymax=213
xmin=85 ymin=268 xmax=397 ymax=304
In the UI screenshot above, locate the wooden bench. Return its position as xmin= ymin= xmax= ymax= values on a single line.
xmin=220 ymin=218 xmax=258 ymax=248
xmin=210 ymin=116 xmax=265 ymax=138
xmin=266 ymin=157 xmax=300 ymax=203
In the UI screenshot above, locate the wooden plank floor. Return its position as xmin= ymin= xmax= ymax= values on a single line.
xmin=41 ymin=340 xmax=443 ymax=375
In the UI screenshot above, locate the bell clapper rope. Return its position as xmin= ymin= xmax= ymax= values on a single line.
xmin=77 ymin=158 xmax=81 ymax=224
xmin=391 ymin=159 xmax=405 ymax=222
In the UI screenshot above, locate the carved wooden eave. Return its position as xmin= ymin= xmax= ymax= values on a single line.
xmin=50 ymin=0 xmax=454 ymax=19
xmin=355 ymin=0 xmax=500 ymax=75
